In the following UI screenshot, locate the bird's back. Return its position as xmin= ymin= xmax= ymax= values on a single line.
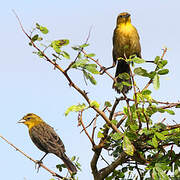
xmin=29 ymin=122 xmax=66 ymax=156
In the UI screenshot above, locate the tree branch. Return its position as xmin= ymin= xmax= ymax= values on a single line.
xmin=14 ymin=11 xmax=122 ymax=135
xmin=98 ymin=152 xmax=128 ymax=180
xmin=91 ymin=148 xmax=102 ymax=179
xmin=0 ymin=134 xmax=71 ymax=180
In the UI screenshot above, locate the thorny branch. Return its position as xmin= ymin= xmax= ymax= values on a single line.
xmin=13 ymin=10 xmax=180 ymax=180
xmin=78 ymin=110 xmax=95 ymax=146
xmin=0 ymin=134 xmax=72 ymax=180
xmin=13 ymin=10 xmax=122 ymax=136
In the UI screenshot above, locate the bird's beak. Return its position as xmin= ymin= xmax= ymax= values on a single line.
xmin=18 ymin=119 xmax=26 ymax=123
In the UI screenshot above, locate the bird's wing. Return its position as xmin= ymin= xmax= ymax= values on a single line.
xmin=30 ymin=122 xmax=66 ymax=154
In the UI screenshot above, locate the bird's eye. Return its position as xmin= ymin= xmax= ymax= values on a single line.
xmin=27 ymin=117 xmax=31 ymax=120
xmin=119 ymin=15 xmax=123 ymax=18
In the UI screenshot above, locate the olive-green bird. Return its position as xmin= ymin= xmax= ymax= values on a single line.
xmin=18 ymin=113 xmax=77 ymax=174
xmin=112 ymin=12 xmax=141 ymax=93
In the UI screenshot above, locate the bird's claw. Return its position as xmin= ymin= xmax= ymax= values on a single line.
xmin=35 ymin=160 xmax=43 ymax=173
xmin=100 ymin=66 xmax=106 ymax=74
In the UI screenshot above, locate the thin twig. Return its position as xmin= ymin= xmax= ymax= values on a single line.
xmin=80 ymin=107 xmax=107 ymax=133
xmin=130 ymin=68 xmax=142 ymax=129
xmin=0 ymin=134 xmax=70 ymax=180
xmin=101 ymin=155 xmax=110 ymax=165
xmin=142 ymin=47 xmax=167 ymax=91
xmin=92 ymin=116 xmax=97 ymax=142
xmin=158 ymin=102 xmax=180 ymax=109
xmin=82 ymin=50 xmax=115 ymax=81
xmin=135 ymin=162 xmax=143 ymax=180
xmin=65 ymin=26 xmax=92 ymax=72
xmin=79 ymin=110 xmax=95 ymax=147
xmin=13 ymin=10 xmax=122 ymax=135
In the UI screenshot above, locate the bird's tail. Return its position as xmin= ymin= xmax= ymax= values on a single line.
xmin=60 ymin=153 xmax=77 ymax=174
xmin=113 ymin=60 xmax=132 ymax=94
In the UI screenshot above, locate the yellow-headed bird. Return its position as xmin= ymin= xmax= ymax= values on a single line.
xmin=112 ymin=12 xmax=141 ymax=93
xmin=18 ymin=113 xmax=77 ymax=174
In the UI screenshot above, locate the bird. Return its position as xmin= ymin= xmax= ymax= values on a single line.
xmin=112 ymin=12 xmax=141 ymax=94
xmin=18 ymin=113 xmax=77 ymax=174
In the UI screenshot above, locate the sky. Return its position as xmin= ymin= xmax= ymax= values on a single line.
xmin=1 ymin=0 xmax=180 ymax=180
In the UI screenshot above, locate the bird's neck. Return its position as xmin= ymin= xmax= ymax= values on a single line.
xmin=117 ymin=22 xmax=134 ymax=34
xmin=26 ymin=120 xmax=43 ymax=130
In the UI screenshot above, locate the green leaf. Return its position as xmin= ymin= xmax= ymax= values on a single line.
xmin=31 ymin=34 xmax=39 ymax=42
xmin=154 ymin=56 xmax=160 ymax=64
xmin=152 ymin=135 xmax=158 ymax=148
xmin=37 ymin=37 xmax=43 ymax=41
xmin=65 ymin=103 xmax=86 ymax=116
xmin=176 ymin=104 xmax=180 ymax=108
xmin=114 ymin=82 xmax=123 ymax=92
xmin=153 ymin=74 xmax=160 ymax=90
xmin=83 ymin=71 xmax=97 ymax=85
xmin=155 ymin=132 xmax=166 ymax=140
xmin=165 ymin=109 xmax=175 ymax=115
xmin=161 ymin=60 xmax=168 ymax=66
xmin=36 ymin=23 xmax=49 ymax=34
xmin=153 ymin=168 xmax=159 ymax=180
xmin=72 ymin=46 xmax=81 ymax=51
xmin=155 ymin=167 xmax=169 ymax=180
xmin=84 ymin=64 xmax=100 ymax=74
xmin=105 ymin=101 xmax=112 ymax=107
xmin=71 ymin=59 xmax=89 ymax=68
xmin=130 ymin=123 xmax=139 ymax=131
xmin=71 ymin=156 xmax=76 ymax=161
xmin=62 ymin=51 xmax=70 ymax=59
xmin=134 ymin=67 xmax=148 ymax=77
xmin=133 ymin=57 xmax=145 ymax=64
xmin=59 ymin=39 xmax=69 ymax=46
xmin=51 ymin=40 xmax=70 ymax=54
xmin=40 ymin=26 xmax=48 ymax=34
xmin=111 ymin=119 xmax=117 ymax=125
xmin=121 ymin=81 xmax=132 ymax=86
xmin=148 ymin=71 xmax=156 ymax=79
xmin=33 ymin=51 xmax=44 ymax=58
xmin=97 ymin=131 xmax=104 ymax=138
xmin=86 ymin=53 xmax=95 ymax=57
xmin=80 ymin=43 xmax=89 ymax=48
xmin=123 ymin=136 xmax=134 ymax=156
xmin=51 ymin=41 xmax=61 ymax=54
xmin=157 ymin=108 xmax=165 ymax=113
xmin=157 ymin=60 xmax=168 ymax=69
xmin=157 ymin=69 xmax=169 ymax=75
xmin=111 ymin=132 xmax=122 ymax=140
xmin=90 ymin=100 xmax=100 ymax=108
xmin=142 ymin=89 xmax=152 ymax=95
xmin=118 ymin=72 xmax=130 ymax=80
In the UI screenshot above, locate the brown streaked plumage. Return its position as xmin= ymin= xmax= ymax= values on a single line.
xmin=18 ymin=113 xmax=77 ymax=174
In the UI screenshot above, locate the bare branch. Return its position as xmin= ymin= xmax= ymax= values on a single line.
xmin=79 ymin=111 xmax=95 ymax=147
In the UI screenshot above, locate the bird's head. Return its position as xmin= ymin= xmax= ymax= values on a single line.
xmin=117 ymin=12 xmax=131 ymax=25
xmin=18 ymin=113 xmax=43 ymax=129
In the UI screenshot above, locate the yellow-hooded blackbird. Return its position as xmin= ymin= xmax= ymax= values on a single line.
xmin=18 ymin=113 xmax=77 ymax=174
xmin=112 ymin=12 xmax=141 ymax=93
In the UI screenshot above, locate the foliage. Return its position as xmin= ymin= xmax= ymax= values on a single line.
xmin=22 ymin=22 xmax=180 ymax=180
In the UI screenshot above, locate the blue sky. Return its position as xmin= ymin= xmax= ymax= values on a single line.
xmin=1 ymin=0 xmax=180 ymax=180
